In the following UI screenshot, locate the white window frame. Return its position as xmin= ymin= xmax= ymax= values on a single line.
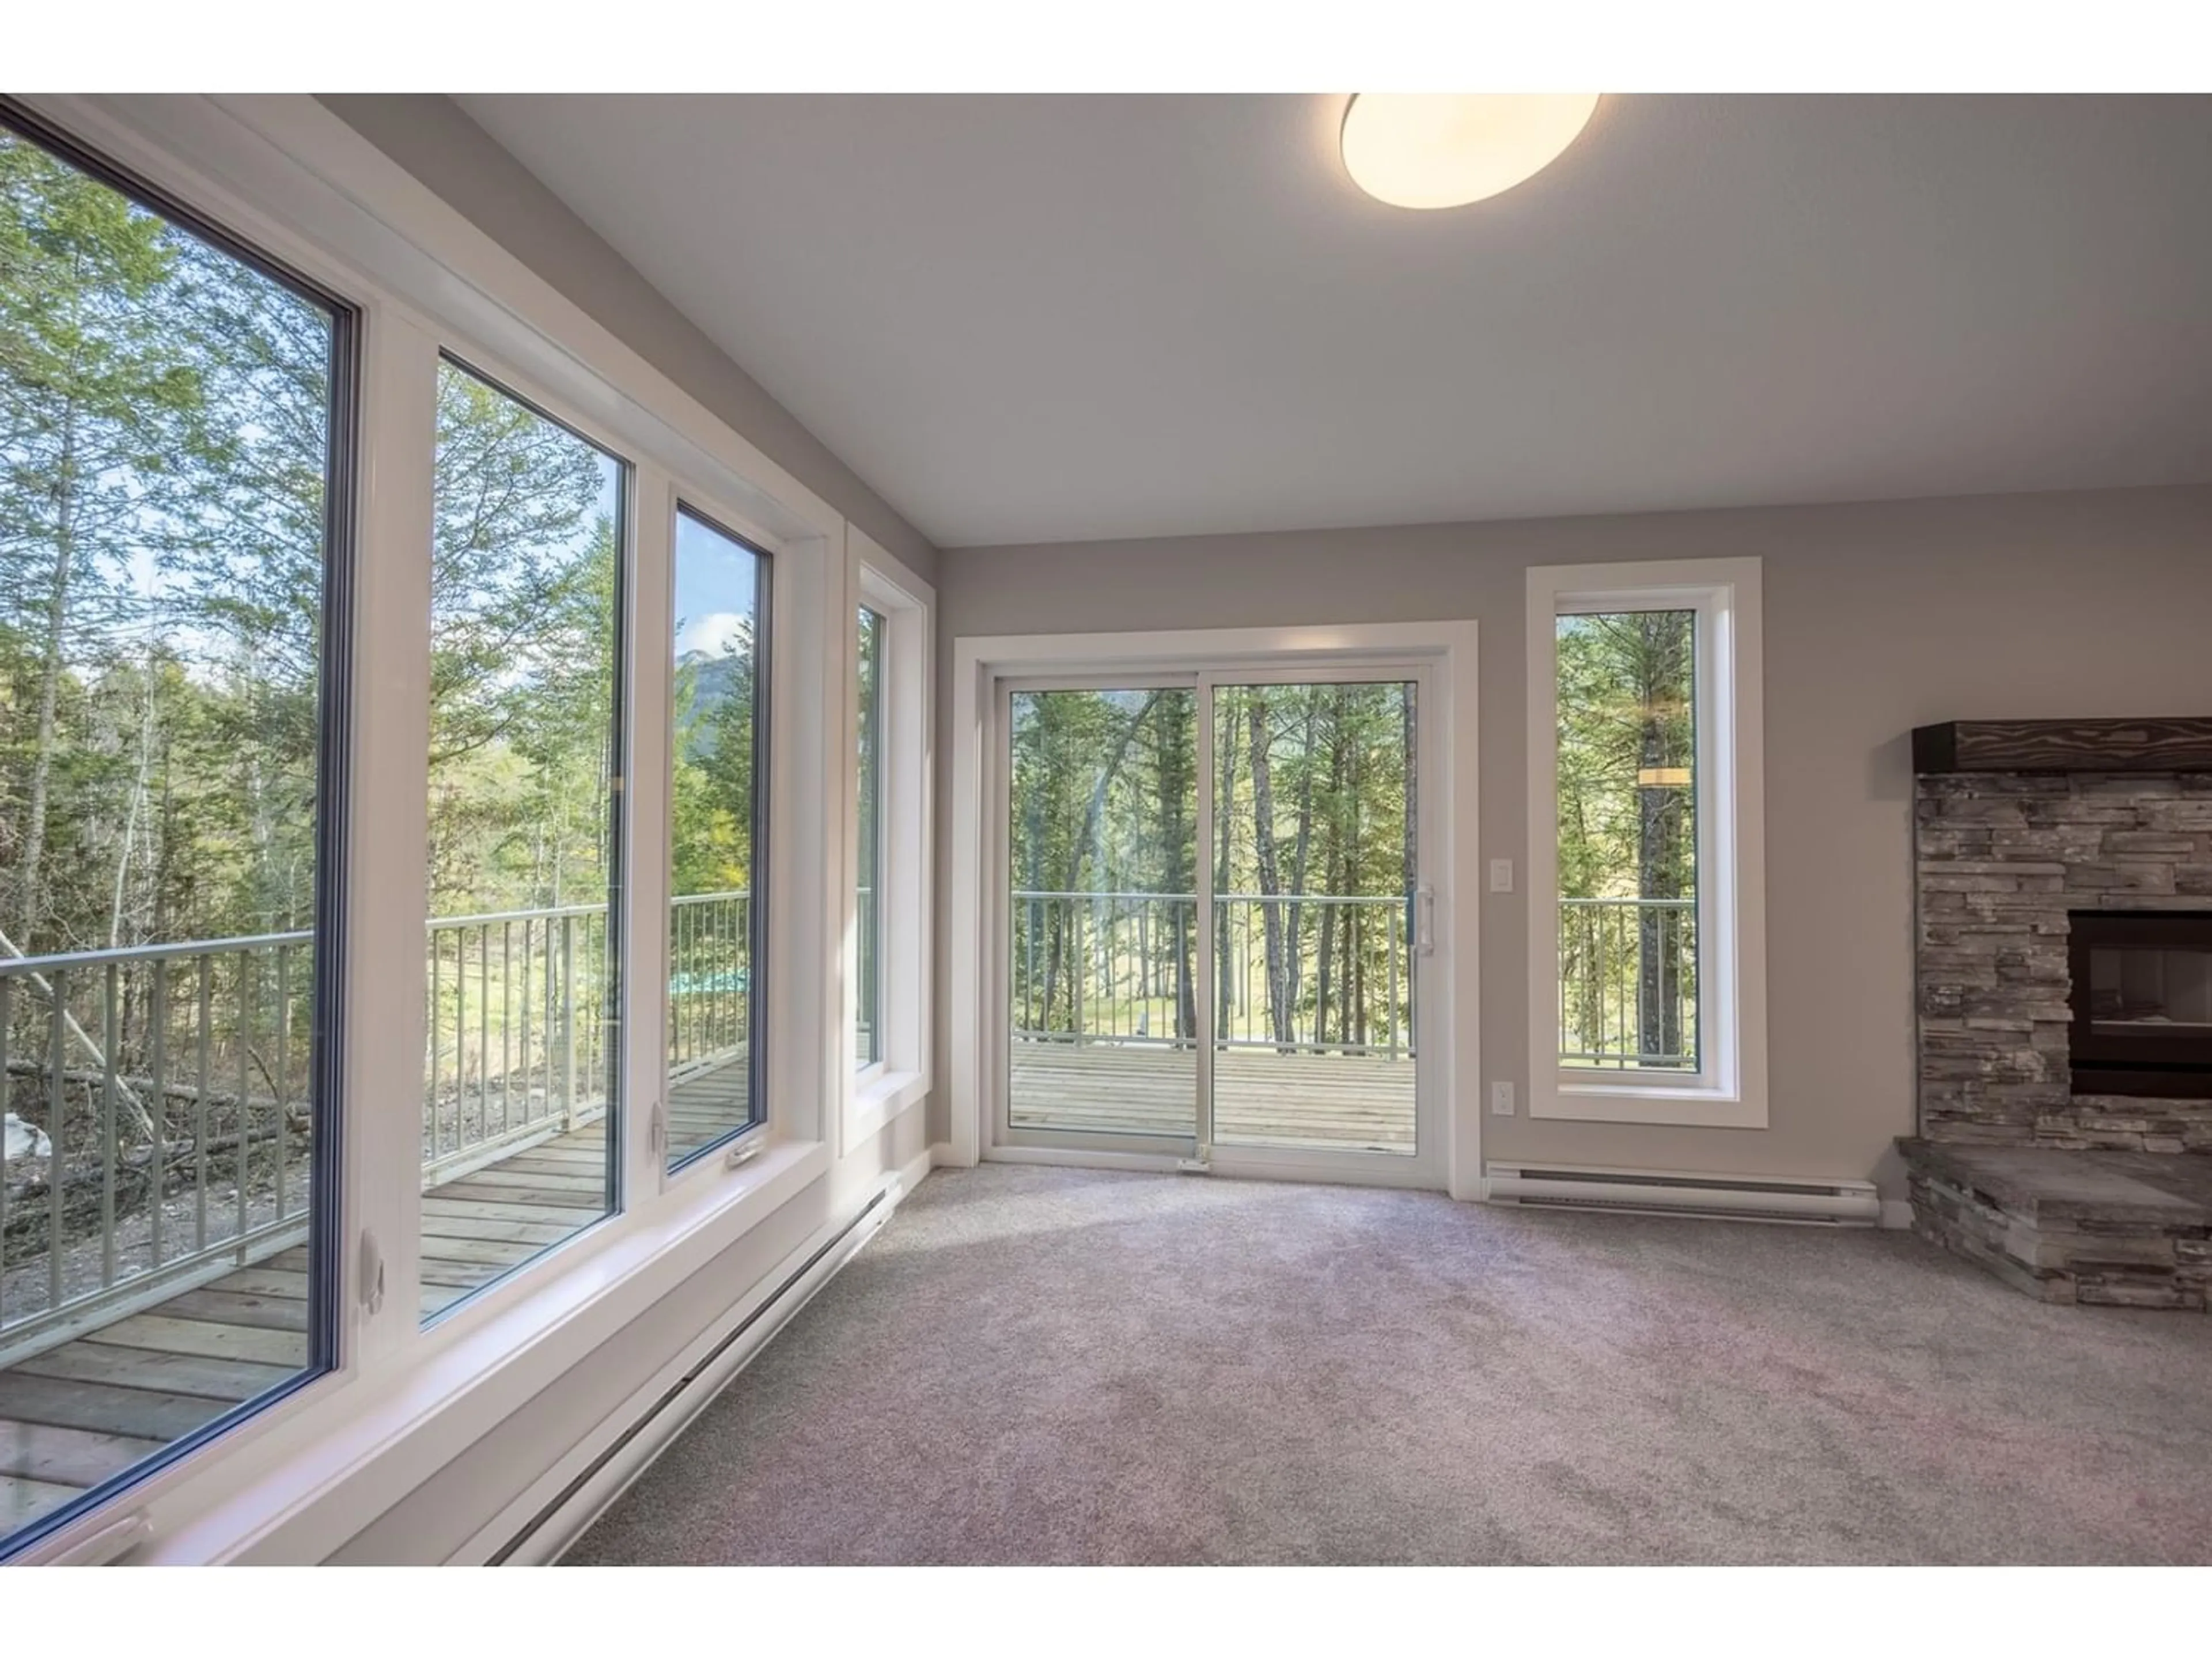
xmin=948 ymin=620 xmax=1482 ymax=1199
xmin=0 ymin=93 xmax=859 ymax=1567
xmin=843 ymin=527 xmax=934 ymax=1150
xmin=1524 ymin=558 xmax=1767 ymax=1129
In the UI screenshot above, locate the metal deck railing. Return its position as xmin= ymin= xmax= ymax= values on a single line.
xmin=0 ymin=891 xmax=749 ymax=1359
xmin=1009 ymin=889 xmax=1416 ymax=1059
xmin=1558 ymin=895 xmax=1699 ymax=1070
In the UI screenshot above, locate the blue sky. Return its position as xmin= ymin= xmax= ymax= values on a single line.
xmin=673 ymin=509 xmax=759 ymax=658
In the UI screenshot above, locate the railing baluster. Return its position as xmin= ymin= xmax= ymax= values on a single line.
xmin=149 ymin=963 xmax=165 ymax=1269
xmin=196 ymin=956 xmax=211 ymax=1252
xmin=101 ymin=960 xmax=118 ymax=1287
xmin=453 ymin=927 xmax=467 ymax=1156
xmin=501 ymin=919 xmax=514 ymax=1137
xmin=237 ymin=951 xmax=253 ymax=1263
xmin=275 ymin=943 xmax=290 ymax=1223
xmin=48 ymin=969 xmax=66 ymax=1315
xmin=478 ymin=923 xmax=490 ymax=1140
xmin=559 ymin=914 xmax=577 ymax=1128
xmin=429 ymin=923 xmax=442 ymax=1155
xmin=522 ymin=918 xmax=537 ymax=1125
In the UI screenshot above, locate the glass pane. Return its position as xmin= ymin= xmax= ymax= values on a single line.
xmin=667 ymin=507 xmax=765 ymax=1166
xmin=2088 ymin=947 xmax=2212 ymax=1031
xmin=421 ymin=358 xmax=624 ymax=1319
xmin=856 ymin=605 xmax=885 ymax=1070
xmin=1554 ymin=609 xmax=1699 ymax=1071
xmin=1210 ymin=683 xmax=1418 ymax=1153
xmin=1 ymin=121 xmax=343 ymax=1543
xmin=1007 ymin=690 xmax=1197 ymax=1138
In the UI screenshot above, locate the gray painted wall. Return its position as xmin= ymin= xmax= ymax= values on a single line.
xmin=317 ymin=93 xmax=939 ymax=585
xmin=935 ymin=485 xmax=2212 ymax=1194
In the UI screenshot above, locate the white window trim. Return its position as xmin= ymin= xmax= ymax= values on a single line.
xmin=0 ymin=93 xmax=859 ymax=1566
xmin=1525 ymin=557 xmax=1767 ymax=1129
xmin=948 ymin=620 xmax=1483 ymax=1200
xmin=843 ymin=527 xmax=934 ymax=1150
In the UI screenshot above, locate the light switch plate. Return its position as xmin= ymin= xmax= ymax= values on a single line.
xmin=1491 ymin=1082 xmax=1516 ymax=1116
xmin=1488 ymin=859 xmax=1514 ymax=893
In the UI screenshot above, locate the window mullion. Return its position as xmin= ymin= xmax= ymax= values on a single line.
xmin=626 ymin=469 xmax=675 ymax=1198
xmin=343 ymin=308 xmax=438 ymax=1370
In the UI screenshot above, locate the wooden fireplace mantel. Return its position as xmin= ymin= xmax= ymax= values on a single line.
xmin=1912 ymin=718 xmax=2212 ymax=775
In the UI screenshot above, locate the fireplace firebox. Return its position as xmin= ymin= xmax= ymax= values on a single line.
xmin=2069 ymin=911 xmax=2212 ymax=1099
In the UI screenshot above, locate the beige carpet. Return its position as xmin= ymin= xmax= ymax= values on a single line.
xmin=565 ymin=1164 xmax=2212 ymax=1565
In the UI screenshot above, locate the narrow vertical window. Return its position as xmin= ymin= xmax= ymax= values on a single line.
xmin=0 ymin=112 xmax=354 ymax=1548
xmin=855 ymin=605 xmax=886 ymax=1071
xmin=847 ymin=538 xmax=931 ymax=1139
xmin=1554 ymin=610 xmax=1698 ymax=1072
xmin=666 ymin=507 xmax=767 ymax=1167
xmin=421 ymin=357 xmax=626 ymax=1317
xmin=1527 ymin=560 xmax=1765 ymax=1128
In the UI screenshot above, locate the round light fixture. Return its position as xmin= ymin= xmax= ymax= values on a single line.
xmin=1340 ymin=93 xmax=1600 ymax=210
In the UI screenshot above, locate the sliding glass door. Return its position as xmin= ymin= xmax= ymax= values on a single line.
xmin=1209 ymin=677 xmax=1419 ymax=1157
xmin=1003 ymin=684 xmax=1199 ymax=1149
xmin=998 ymin=669 xmax=1434 ymax=1179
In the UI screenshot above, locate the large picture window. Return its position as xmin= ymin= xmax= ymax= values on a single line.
xmin=419 ymin=355 xmax=627 ymax=1316
xmin=1526 ymin=559 xmax=1766 ymax=1127
xmin=0 ymin=111 xmax=354 ymax=1547
xmin=666 ymin=505 xmax=767 ymax=1168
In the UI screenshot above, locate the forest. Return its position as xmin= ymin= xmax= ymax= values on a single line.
xmin=1 ymin=124 xmax=760 ymax=1311
xmin=1002 ymin=619 xmax=1700 ymax=1077
xmin=1009 ymin=681 xmax=1416 ymax=1058
xmin=1554 ymin=609 xmax=1699 ymax=1069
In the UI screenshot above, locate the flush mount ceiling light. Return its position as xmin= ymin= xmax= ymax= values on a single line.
xmin=1340 ymin=93 xmax=1601 ymax=210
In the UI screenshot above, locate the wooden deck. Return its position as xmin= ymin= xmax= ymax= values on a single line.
xmin=1009 ymin=1041 xmax=1415 ymax=1154
xmin=0 ymin=1055 xmax=751 ymax=1537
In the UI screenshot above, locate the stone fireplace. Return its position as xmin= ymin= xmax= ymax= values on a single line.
xmin=1903 ymin=718 xmax=2212 ymax=1308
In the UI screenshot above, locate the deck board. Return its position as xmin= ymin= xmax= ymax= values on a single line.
xmin=0 ymin=1373 xmax=235 ymax=1443
xmin=1010 ymin=1043 xmax=1416 ymax=1153
xmin=0 ymin=1049 xmax=755 ymax=1537
xmin=3 ymin=1474 xmax=84 ymax=1527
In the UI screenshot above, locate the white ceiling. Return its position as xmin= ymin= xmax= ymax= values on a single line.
xmin=456 ymin=94 xmax=2212 ymax=549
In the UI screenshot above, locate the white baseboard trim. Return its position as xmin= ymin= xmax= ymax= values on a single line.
xmin=456 ymin=1171 xmax=910 ymax=1566
xmin=898 ymin=1144 xmax=935 ymax=1194
xmin=1881 ymin=1198 xmax=1916 ymax=1230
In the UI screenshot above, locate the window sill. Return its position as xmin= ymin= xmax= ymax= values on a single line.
xmin=1531 ymin=1078 xmax=1766 ymax=1130
xmin=848 ymin=1067 xmax=927 ymax=1149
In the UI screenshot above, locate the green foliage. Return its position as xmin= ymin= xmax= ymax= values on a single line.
xmin=1554 ymin=609 xmax=1699 ymax=1066
xmin=1 ymin=126 xmax=743 ymax=976
xmin=1007 ymin=681 xmax=1414 ymax=1053
xmin=1 ymin=129 xmax=322 ymax=953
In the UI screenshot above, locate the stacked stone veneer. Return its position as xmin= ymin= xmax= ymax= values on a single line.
xmin=1915 ymin=770 xmax=2212 ymax=1150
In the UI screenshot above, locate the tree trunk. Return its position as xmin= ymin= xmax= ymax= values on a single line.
xmin=1214 ymin=702 xmax=1238 ymax=1037
xmin=1634 ymin=618 xmax=1687 ymax=1066
xmin=1150 ymin=694 xmax=1196 ymax=1043
xmin=1246 ymin=693 xmax=1290 ymax=1049
xmin=1313 ymin=691 xmax=1349 ymax=1050
xmin=20 ymin=402 xmax=82 ymax=950
xmin=1285 ymin=695 xmax=1318 ymax=1037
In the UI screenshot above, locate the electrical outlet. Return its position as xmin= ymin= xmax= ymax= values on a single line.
xmin=1488 ymin=858 xmax=1514 ymax=893
xmin=1490 ymin=1082 xmax=1516 ymax=1116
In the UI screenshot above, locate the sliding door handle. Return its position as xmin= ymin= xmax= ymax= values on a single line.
xmin=1415 ymin=885 xmax=1437 ymax=956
